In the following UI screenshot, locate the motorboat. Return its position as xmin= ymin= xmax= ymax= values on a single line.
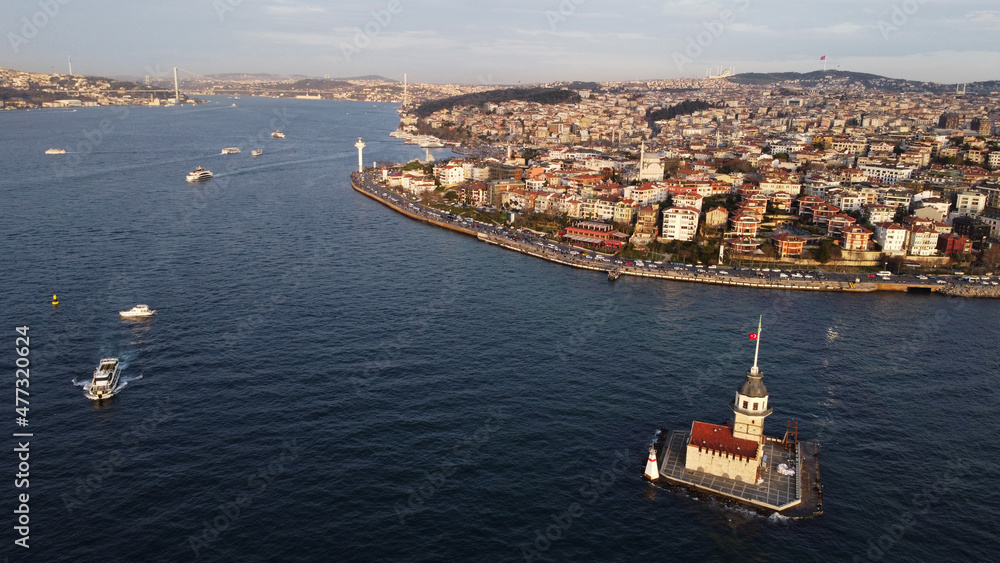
xmin=272 ymin=130 xmax=285 ymax=139
xmin=45 ymin=148 xmax=66 ymax=155
xmin=221 ymin=147 xmax=241 ymax=154
xmin=85 ymin=358 xmax=122 ymax=401
xmin=120 ymin=304 xmax=155 ymax=318
xmin=251 ymin=149 xmax=263 ymax=157
xmin=186 ymin=166 xmax=213 ymax=182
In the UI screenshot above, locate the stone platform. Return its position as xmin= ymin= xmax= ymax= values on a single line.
xmin=651 ymin=429 xmax=822 ymax=518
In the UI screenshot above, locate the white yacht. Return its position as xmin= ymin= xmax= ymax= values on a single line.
xmin=221 ymin=147 xmax=241 ymax=155
xmin=186 ymin=166 xmax=213 ymax=182
xmin=251 ymin=149 xmax=263 ymax=157
xmin=120 ymin=304 xmax=155 ymax=318
xmin=45 ymin=148 xmax=67 ymax=155
xmin=271 ymin=130 xmax=285 ymax=139
xmin=86 ymin=358 xmax=122 ymax=401
xmin=419 ymin=137 xmax=446 ymax=148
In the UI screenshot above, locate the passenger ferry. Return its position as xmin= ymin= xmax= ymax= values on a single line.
xmin=45 ymin=148 xmax=67 ymax=155
xmin=221 ymin=147 xmax=241 ymax=155
xmin=186 ymin=166 xmax=213 ymax=182
xmin=271 ymin=130 xmax=285 ymax=139
xmin=119 ymin=304 xmax=155 ymax=318
xmin=86 ymin=358 xmax=122 ymax=401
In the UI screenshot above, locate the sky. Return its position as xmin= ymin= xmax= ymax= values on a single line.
xmin=3 ymin=0 xmax=1000 ymax=84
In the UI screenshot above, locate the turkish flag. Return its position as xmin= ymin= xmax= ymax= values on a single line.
xmin=749 ymin=333 xmax=759 ymax=340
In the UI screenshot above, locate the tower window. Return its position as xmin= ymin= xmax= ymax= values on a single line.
xmin=742 ymin=400 xmax=748 ymax=409
xmin=753 ymin=402 xmax=758 ymax=410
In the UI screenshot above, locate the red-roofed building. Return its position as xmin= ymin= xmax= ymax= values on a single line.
xmin=726 ymin=237 xmax=760 ymax=255
xmin=731 ymin=214 xmax=761 ymax=237
xmin=688 ymin=421 xmax=760 ymax=460
xmin=937 ymin=233 xmax=972 ymax=255
xmin=772 ymin=233 xmax=806 ymax=257
xmin=841 ymin=226 xmax=873 ymax=251
xmin=811 ymin=203 xmax=841 ymax=225
xmin=797 ymin=195 xmax=825 ymax=217
xmin=827 ymin=214 xmax=858 ymax=237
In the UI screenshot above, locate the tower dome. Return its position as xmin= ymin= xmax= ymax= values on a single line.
xmin=738 ymin=367 xmax=769 ymax=398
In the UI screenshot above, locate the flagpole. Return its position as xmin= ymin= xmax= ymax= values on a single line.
xmin=823 ymin=57 xmax=827 ymax=72
xmin=752 ymin=315 xmax=762 ymax=374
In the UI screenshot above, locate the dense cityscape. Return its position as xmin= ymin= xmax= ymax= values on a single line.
xmin=376 ymin=72 xmax=1000 ymax=277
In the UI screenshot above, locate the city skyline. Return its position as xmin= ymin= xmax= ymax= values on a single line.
xmin=3 ymin=0 xmax=1000 ymax=84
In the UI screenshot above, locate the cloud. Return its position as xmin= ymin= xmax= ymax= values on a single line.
xmin=812 ymin=23 xmax=865 ymax=35
xmin=965 ymin=10 xmax=1000 ymax=30
xmin=261 ymin=0 xmax=326 ymax=17
xmin=662 ymin=0 xmax=728 ymax=18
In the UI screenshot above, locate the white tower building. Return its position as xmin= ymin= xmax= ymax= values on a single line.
xmin=731 ymin=318 xmax=772 ymax=442
xmin=355 ymin=138 xmax=366 ymax=173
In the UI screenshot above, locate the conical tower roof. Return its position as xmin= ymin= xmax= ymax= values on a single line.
xmin=738 ymin=368 xmax=768 ymax=398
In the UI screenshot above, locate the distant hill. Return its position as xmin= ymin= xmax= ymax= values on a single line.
xmin=203 ymin=73 xmax=395 ymax=83
xmin=282 ymin=78 xmax=353 ymax=90
xmin=727 ymin=70 xmax=887 ymax=86
xmin=724 ymin=70 xmax=1000 ymax=94
xmin=414 ymin=87 xmax=581 ymax=118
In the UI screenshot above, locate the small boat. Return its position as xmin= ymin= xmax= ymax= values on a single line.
xmin=186 ymin=166 xmax=213 ymax=182
xmin=221 ymin=147 xmax=241 ymax=155
xmin=272 ymin=130 xmax=285 ymax=139
xmin=85 ymin=358 xmax=122 ymax=401
xmin=608 ymin=268 xmax=621 ymax=281
xmin=120 ymin=304 xmax=155 ymax=318
xmin=45 ymin=148 xmax=66 ymax=155
xmin=251 ymin=149 xmax=263 ymax=157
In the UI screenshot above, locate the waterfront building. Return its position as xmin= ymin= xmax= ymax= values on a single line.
xmin=873 ymin=222 xmax=909 ymax=254
xmin=660 ymin=206 xmax=700 ymax=242
xmin=907 ymin=227 xmax=939 ymax=256
xmin=772 ymin=233 xmax=805 ymax=258
xmin=937 ymin=233 xmax=972 ymax=255
xmin=841 ymin=226 xmax=873 ymax=251
xmin=632 ymin=206 xmax=660 ymax=245
xmin=562 ymin=221 xmax=628 ymax=251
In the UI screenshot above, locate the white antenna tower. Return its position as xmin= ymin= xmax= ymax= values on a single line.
xmin=67 ymin=55 xmax=72 ymax=76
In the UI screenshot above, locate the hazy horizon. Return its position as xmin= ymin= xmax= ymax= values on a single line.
xmin=3 ymin=0 xmax=1000 ymax=85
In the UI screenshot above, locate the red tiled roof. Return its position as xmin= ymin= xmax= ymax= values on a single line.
xmin=688 ymin=421 xmax=759 ymax=459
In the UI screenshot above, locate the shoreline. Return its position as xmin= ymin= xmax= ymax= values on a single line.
xmin=351 ymin=172 xmax=1000 ymax=298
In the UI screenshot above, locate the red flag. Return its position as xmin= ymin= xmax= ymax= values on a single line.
xmin=820 ymin=55 xmax=827 ymax=60
xmin=749 ymin=333 xmax=759 ymax=340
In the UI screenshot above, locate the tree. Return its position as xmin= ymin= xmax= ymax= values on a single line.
xmin=982 ymin=244 xmax=1000 ymax=272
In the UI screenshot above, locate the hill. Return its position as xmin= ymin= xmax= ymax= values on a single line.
xmin=413 ymin=87 xmax=581 ymax=118
xmin=726 ymin=70 xmax=886 ymax=86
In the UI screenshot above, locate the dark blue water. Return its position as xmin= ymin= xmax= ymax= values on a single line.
xmin=2 ymin=98 xmax=999 ymax=562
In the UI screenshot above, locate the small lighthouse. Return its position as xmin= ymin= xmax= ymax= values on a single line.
xmin=354 ymin=137 xmax=366 ymax=173
xmin=644 ymin=445 xmax=659 ymax=481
